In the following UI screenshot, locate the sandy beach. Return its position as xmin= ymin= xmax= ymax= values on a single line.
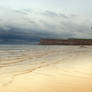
xmin=0 ymin=45 xmax=92 ymax=92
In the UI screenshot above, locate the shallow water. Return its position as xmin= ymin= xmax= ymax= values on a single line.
xmin=0 ymin=45 xmax=92 ymax=92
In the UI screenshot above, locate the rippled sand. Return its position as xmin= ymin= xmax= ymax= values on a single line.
xmin=0 ymin=45 xmax=92 ymax=92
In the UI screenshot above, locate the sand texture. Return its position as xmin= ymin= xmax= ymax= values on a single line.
xmin=0 ymin=45 xmax=92 ymax=92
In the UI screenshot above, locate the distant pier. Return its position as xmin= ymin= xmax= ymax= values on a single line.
xmin=39 ymin=39 xmax=92 ymax=45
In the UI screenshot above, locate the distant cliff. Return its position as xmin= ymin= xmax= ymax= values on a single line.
xmin=39 ymin=39 xmax=92 ymax=45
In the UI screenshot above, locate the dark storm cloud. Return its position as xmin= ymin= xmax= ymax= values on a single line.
xmin=0 ymin=26 xmax=40 ymax=44
xmin=0 ymin=8 xmax=92 ymax=44
xmin=0 ymin=25 xmax=74 ymax=44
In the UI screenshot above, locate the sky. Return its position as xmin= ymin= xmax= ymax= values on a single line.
xmin=0 ymin=0 xmax=92 ymax=44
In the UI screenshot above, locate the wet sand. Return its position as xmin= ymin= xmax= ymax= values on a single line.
xmin=0 ymin=45 xmax=92 ymax=92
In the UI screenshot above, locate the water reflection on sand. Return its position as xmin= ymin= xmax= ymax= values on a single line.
xmin=0 ymin=45 xmax=92 ymax=92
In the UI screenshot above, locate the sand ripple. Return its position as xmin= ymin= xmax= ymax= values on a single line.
xmin=0 ymin=45 xmax=92 ymax=92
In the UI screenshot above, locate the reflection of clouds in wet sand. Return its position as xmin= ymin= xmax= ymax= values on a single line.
xmin=0 ymin=46 xmax=92 ymax=92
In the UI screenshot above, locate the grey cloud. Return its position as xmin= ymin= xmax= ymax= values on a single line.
xmin=0 ymin=8 xmax=92 ymax=44
xmin=14 ymin=8 xmax=32 ymax=15
xmin=42 ymin=10 xmax=69 ymax=19
xmin=42 ymin=10 xmax=58 ymax=17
